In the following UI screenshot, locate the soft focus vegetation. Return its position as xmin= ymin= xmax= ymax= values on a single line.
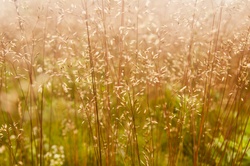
xmin=0 ymin=0 xmax=250 ymax=165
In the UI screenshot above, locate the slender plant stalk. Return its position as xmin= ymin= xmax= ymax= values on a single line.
xmin=197 ymin=1 xmax=224 ymax=165
xmin=82 ymin=0 xmax=102 ymax=165
xmin=13 ymin=1 xmax=36 ymax=165
xmin=187 ymin=0 xmax=198 ymax=68
xmin=127 ymin=86 xmax=141 ymax=166
xmin=100 ymin=0 xmax=112 ymax=164
xmin=112 ymin=1 xmax=125 ymax=165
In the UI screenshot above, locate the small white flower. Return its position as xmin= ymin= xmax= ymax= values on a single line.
xmin=38 ymin=85 xmax=43 ymax=93
xmin=10 ymin=135 xmax=16 ymax=140
xmin=54 ymin=154 xmax=60 ymax=159
xmin=37 ymin=67 xmax=43 ymax=73
xmin=47 ymin=81 xmax=51 ymax=90
xmin=0 ymin=145 xmax=6 ymax=154
xmin=59 ymin=146 xmax=64 ymax=151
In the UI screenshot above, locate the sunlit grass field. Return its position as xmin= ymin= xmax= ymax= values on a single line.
xmin=0 ymin=0 xmax=250 ymax=165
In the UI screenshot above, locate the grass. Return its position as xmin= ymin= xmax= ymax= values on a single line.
xmin=0 ymin=0 xmax=250 ymax=165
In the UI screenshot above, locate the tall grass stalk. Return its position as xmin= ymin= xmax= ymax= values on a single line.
xmin=82 ymin=0 xmax=102 ymax=165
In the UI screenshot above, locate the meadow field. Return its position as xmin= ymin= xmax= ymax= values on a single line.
xmin=0 ymin=0 xmax=250 ymax=165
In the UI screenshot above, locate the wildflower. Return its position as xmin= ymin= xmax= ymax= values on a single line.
xmin=0 ymin=146 xmax=5 ymax=154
